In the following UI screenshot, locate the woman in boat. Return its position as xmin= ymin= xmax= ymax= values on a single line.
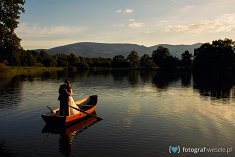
xmin=68 ymin=84 xmax=80 ymax=115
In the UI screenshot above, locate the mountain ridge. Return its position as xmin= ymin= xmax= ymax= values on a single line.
xmin=41 ymin=42 xmax=203 ymax=58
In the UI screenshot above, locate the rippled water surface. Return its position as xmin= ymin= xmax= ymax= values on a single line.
xmin=0 ymin=70 xmax=235 ymax=157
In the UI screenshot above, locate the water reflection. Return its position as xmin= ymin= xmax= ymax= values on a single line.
xmin=127 ymin=70 xmax=139 ymax=86
xmin=0 ymin=76 xmax=23 ymax=110
xmin=193 ymin=71 xmax=235 ymax=100
xmin=0 ymin=139 xmax=16 ymax=157
xmin=111 ymin=70 xmax=130 ymax=82
xmin=181 ymin=70 xmax=192 ymax=87
xmin=152 ymin=70 xmax=181 ymax=89
xmin=42 ymin=116 xmax=101 ymax=157
xmin=109 ymin=70 xmax=141 ymax=87
xmin=0 ymin=69 xmax=234 ymax=109
xmin=0 ymin=69 xmax=235 ymax=157
xmin=33 ymin=69 xmax=235 ymax=101
xmin=151 ymin=70 xmax=193 ymax=89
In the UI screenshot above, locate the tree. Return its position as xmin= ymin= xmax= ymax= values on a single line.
xmin=127 ymin=51 xmax=140 ymax=68
xmin=20 ymin=50 xmax=37 ymax=66
xmin=152 ymin=46 xmax=179 ymax=68
xmin=77 ymin=62 xmax=89 ymax=71
xmin=68 ymin=53 xmax=78 ymax=66
xmin=140 ymin=54 xmax=154 ymax=68
xmin=194 ymin=39 xmax=235 ymax=70
xmin=38 ymin=51 xmax=56 ymax=67
xmin=88 ymin=57 xmax=112 ymax=67
xmin=181 ymin=50 xmax=192 ymax=67
xmin=55 ymin=54 xmax=68 ymax=67
xmin=111 ymin=55 xmax=130 ymax=68
xmin=164 ymin=56 xmax=179 ymax=68
xmin=0 ymin=0 xmax=25 ymax=65
xmin=152 ymin=46 xmax=170 ymax=67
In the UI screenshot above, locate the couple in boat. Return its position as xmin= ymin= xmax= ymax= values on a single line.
xmin=58 ymin=79 xmax=80 ymax=116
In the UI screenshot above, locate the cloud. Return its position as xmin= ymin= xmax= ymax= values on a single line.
xmin=16 ymin=23 xmax=85 ymax=38
xmin=166 ymin=13 xmax=235 ymax=33
xmin=120 ymin=20 xmax=144 ymax=29
xmin=15 ymin=23 xmax=87 ymax=49
xmin=116 ymin=9 xmax=134 ymax=14
xmin=128 ymin=22 xmax=144 ymax=28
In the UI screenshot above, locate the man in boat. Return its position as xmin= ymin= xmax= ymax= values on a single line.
xmin=58 ymin=79 xmax=70 ymax=116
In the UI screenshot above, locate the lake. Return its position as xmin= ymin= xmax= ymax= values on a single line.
xmin=0 ymin=69 xmax=235 ymax=157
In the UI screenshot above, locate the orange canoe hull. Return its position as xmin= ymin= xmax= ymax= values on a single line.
xmin=42 ymin=95 xmax=98 ymax=126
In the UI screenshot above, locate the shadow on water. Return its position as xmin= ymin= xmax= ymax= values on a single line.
xmin=78 ymin=69 xmax=235 ymax=101
xmin=151 ymin=70 xmax=192 ymax=89
xmin=181 ymin=70 xmax=192 ymax=87
xmin=152 ymin=70 xmax=181 ymax=89
xmin=0 ymin=69 xmax=68 ymax=110
xmin=0 ymin=69 xmax=234 ymax=111
xmin=111 ymin=70 xmax=130 ymax=82
xmin=0 ymin=139 xmax=16 ymax=157
xmin=149 ymin=69 xmax=235 ymax=101
xmin=0 ymin=76 xmax=23 ymax=110
xmin=42 ymin=115 xmax=101 ymax=157
xmin=127 ymin=70 xmax=140 ymax=86
xmin=193 ymin=70 xmax=235 ymax=100
xmin=140 ymin=70 xmax=155 ymax=83
xmin=111 ymin=70 xmax=140 ymax=86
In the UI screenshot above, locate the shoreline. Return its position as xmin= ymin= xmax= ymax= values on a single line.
xmin=0 ymin=66 xmax=65 ymax=78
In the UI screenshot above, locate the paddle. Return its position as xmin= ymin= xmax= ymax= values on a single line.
xmin=47 ymin=106 xmax=54 ymax=114
xmin=69 ymin=105 xmax=102 ymax=120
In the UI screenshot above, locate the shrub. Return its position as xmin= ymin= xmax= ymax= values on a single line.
xmin=0 ymin=63 xmax=9 ymax=72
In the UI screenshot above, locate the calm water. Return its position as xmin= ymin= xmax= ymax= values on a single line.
xmin=0 ymin=70 xmax=235 ymax=157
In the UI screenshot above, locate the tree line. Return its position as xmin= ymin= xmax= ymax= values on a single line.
xmin=1 ymin=39 xmax=235 ymax=71
xmin=0 ymin=0 xmax=235 ymax=71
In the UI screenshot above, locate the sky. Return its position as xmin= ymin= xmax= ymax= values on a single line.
xmin=15 ymin=0 xmax=235 ymax=49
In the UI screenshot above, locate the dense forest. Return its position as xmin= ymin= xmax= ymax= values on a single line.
xmin=0 ymin=0 xmax=235 ymax=71
xmin=1 ymin=39 xmax=235 ymax=72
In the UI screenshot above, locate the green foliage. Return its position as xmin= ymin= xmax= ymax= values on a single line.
xmin=194 ymin=38 xmax=235 ymax=70
xmin=0 ymin=0 xmax=25 ymax=65
xmin=55 ymin=54 xmax=69 ymax=67
xmin=37 ymin=51 xmax=56 ymax=67
xmin=152 ymin=46 xmax=170 ymax=67
xmin=68 ymin=53 xmax=79 ymax=66
xmin=152 ymin=46 xmax=179 ymax=68
xmin=140 ymin=54 xmax=154 ymax=68
xmin=164 ymin=56 xmax=179 ymax=68
xmin=111 ymin=55 xmax=130 ymax=68
xmin=0 ymin=63 xmax=8 ymax=72
xmin=20 ymin=50 xmax=37 ymax=66
xmin=89 ymin=57 xmax=112 ymax=67
xmin=77 ymin=62 xmax=89 ymax=71
xmin=180 ymin=50 xmax=192 ymax=67
xmin=127 ymin=51 xmax=140 ymax=68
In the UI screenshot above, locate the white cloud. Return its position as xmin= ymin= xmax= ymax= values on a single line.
xmin=119 ymin=20 xmax=144 ymax=29
xmin=20 ymin=39 xmax=79 ymax=49
xmin=128 ymin=22 xmax=144 ymax=29
xmin=125 ymin=9 xmax=134 ymax=13
xmin=116 ymin=9 xmax=134 ymax=14
xmin=16 ymin=23 xmax=85 ymax=38
xmin=15 ymin=23 xmax=87 ymax=49
xmin=166 ymin=13 xmax=235 ymax=33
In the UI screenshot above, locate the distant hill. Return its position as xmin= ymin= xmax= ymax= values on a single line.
xmin=43 ymin=42 xmax=203 ymax=58
xmin=150 ymin=43 xmax=202 ymax=58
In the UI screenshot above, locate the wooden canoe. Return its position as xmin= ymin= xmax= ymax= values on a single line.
xmin=42 ymin=114 xmax=101 ymax=135
xmin=42 ymin=95 xmax=98 ymax=126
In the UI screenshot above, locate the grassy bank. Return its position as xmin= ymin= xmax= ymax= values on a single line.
xmin=0 ymin=65 xmax=65 ymax=78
